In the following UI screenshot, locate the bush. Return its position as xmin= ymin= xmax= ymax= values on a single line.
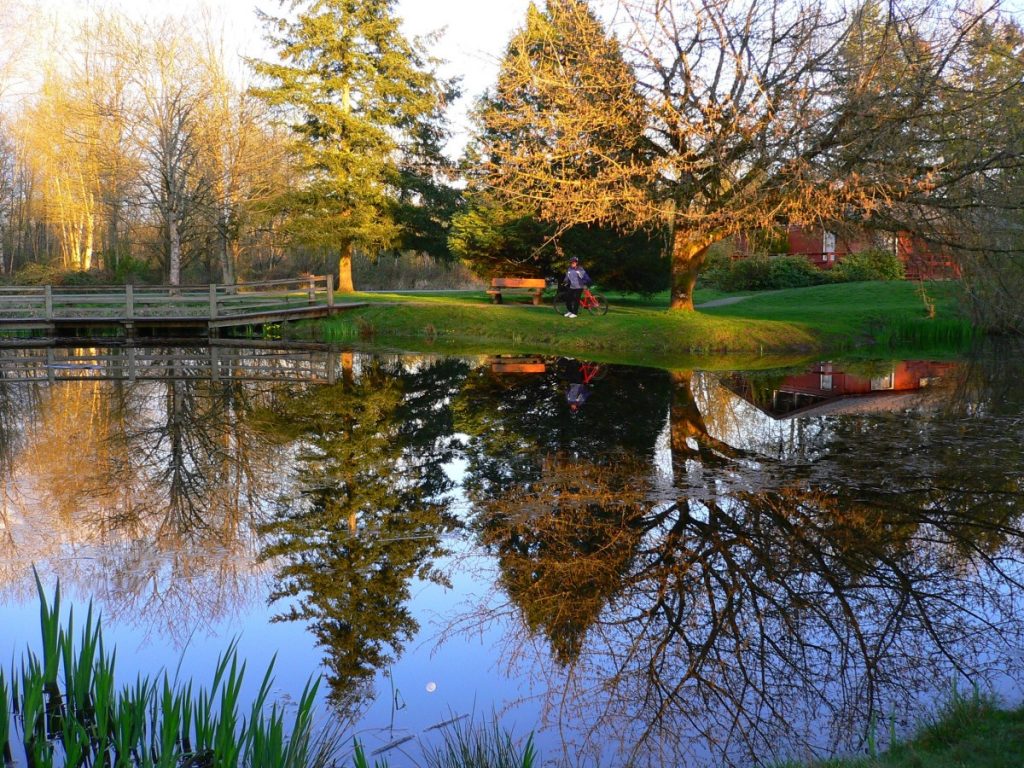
xmin=10 ymin=262 xmax=61 ymax=285
xmin=8 ymin=262 xmax=130 ymax=286
xmin=701 ymin=254 xmax=825 ymax=291
xmin=113 ymin=254 xmax=160 ymax=285
xmin=831 ymin=248 xmax=905 ymax=282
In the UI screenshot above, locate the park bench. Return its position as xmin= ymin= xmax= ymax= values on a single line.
xmin=488 ymin=355 xmax=547 ymax=373
xmin=486 ymin=277 xmax=547 ymax=305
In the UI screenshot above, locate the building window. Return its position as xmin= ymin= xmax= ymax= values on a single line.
xmin=870 ymin=373 xmax=894 ymax=390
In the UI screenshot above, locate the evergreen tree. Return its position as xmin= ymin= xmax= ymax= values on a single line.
xmin=467 ymin=1 xmax=656 ymax=290
xmin=251 ymin=0 xmax=456 ymax=291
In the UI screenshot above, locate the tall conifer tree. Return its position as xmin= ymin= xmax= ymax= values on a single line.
xmin=251 ymin=0 xmax=454 ymax=291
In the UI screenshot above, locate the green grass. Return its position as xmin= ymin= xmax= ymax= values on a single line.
xmin=776 ymin=690 xmax=1024 ymax=768
xmin=304 ymin=281 xmax=975 ymax=366
xmin=352 ymin=716 xmax=536 ymax=768
xmin=3 ymin=573 xmax=338 ymax=768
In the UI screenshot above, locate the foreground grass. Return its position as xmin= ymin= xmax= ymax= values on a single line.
xmin=306 ymin=281 xmax=974 ymax=365
xmin=2 ymin=576 xmax=334 ymax=768
xmin=780 ymin=694 xmax=1024 ymax=768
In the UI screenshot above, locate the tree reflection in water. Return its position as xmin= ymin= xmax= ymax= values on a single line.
xmin=0 ymin=344 xmax=1022 ymax=766
xmin=254 ymin=356 xmax=468 ymax=719
xmin=462 ymin=352 xmax=1024 ymax=767
xmin=0 ymin=347 xmax=290 ymax=639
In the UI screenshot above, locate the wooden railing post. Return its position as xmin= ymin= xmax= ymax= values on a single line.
xmin=209 ymin=283 xmax=218 ymax=319
xmin=125 ymin=283 xmax=134 ymax=319
xmin=44 ymin=285 xmax=53 ymax=320
xmin=327 ymin=275 xmax=334 ymax=308
xmin=308 ymin=275 xmax=316 ymax=304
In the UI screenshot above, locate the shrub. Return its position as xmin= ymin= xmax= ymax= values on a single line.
xmin=831 ymin=248 xmax=905 ymax=282
xmin=698 ymin=248 xmax=734 ymax=289
xmin=113 ymin=255 xmax=160 ymax=285
xmin=701 ymin=254 xmax=825 ymax=291
xmin=10 ymin=262 xmax=61 ymax=285
xmin=767 ymin=255 xmax=827 ymax=288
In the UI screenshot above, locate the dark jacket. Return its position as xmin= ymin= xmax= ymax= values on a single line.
xmin=564 ymin=265 xmax=592 ymax=290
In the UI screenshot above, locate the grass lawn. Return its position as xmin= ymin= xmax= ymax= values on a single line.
xmin=299 ymin=280 xmax=975 ymax=366
xmin=780 ymin=696 xmax=1024 ymax=768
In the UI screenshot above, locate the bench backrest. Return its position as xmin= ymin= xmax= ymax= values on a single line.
xmin=490 ymin=277 xmax=546 ymax=289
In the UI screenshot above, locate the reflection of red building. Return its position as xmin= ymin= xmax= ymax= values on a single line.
xmin=726 ymin=360 xmax=959 ymax=419
xmin=735 ymin=226 xmax=960 ymax=280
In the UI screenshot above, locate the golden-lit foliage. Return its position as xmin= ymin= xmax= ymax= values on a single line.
xmin=0 ymin=9 xmax=296 ymax=284
xmin=479 ymin=0 xmax=1024 ymax=309
xmin=0 ymin=362 xmax=290 ymax=643
xmin=478 ymin=451 xmax=653 ymax=664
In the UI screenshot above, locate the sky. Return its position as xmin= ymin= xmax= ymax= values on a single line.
xmin=8 ymin=0 xmax=1024 ymax=151
xmin=4 ymin=0 xmax=535 ymax=152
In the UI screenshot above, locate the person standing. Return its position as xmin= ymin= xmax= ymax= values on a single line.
xmin=563 ymin=257 xmax=592 ymax=318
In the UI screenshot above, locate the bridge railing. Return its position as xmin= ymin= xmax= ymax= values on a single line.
xmin=0 ymin=275 xmax=335 ymax=321
xmin=0 ymin=344 xmax=341 ymax=384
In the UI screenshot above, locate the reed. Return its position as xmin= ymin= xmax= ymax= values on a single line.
xmin=421 ymin=717 xmax=537 ymax=768
xmin=2 ymin=576 xmax=337 ymax=768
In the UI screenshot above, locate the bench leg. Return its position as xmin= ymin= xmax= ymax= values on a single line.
xmin=492 ymin=292 xmax=503 ymax=304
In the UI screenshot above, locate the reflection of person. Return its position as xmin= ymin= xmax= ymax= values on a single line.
xmin=567 ymin=382 xmax=591 ymax=412
xmin=563 ymin=257 xmax=592 ymax=319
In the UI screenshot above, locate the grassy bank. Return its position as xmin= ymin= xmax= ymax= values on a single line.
xmin=301 ymin=281 xmax=974 ymax=365
xmin=780 ymin=693 xmax=1024 ymax=768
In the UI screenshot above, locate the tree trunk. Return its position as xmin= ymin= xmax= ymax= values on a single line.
xmin=669 ymin=370 xmax=707 ymax=465
xmin=337 ymin=242 xmax=355 ymax=292
xmin=168 ymin=212 xmax=181 ymax=287
xmin=670 ymin=370 xmax=747 ymax=468
xmin=107 ymin=199 xmax=120 ymax=271
xmin=670 ymin=232 xmax=712 ymax=311
xmin=83 ymin=212 xmax=93 ymax=271
xmin=219 ymin=225 xmax=237 ymax=286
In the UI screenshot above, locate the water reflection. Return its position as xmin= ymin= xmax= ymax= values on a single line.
xmin=0 ymin=343 xmax=1022 ymax=766
xmin=254 ymin=356 xmax=467 ymax=718
xmin=457 ymin=350 xmax=1024 ymax=765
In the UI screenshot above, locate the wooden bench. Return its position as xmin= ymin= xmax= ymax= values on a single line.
xmin=487 ymin=355 xmax=547 ymax=374
xmin=487 ymin=277 xmax=547 ymax=305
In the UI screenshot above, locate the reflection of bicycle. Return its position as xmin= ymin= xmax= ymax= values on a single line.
xmin=579 ymin=361 xmax=606 ymax=384
xmin=552 ymin=285 xmax=609 ymax=316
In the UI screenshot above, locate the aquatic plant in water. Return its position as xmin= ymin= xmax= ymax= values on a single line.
xmin=0 ymin=571 xmax=335 ymax=767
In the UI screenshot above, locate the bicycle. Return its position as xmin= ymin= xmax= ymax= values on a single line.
xmin=552 ymin=284 xmax=609 ymax=316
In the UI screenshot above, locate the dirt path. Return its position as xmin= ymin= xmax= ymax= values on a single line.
xmin=695 ymin=295 xmax=752 ymax=308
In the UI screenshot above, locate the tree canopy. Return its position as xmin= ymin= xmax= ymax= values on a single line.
xmin=476 ymin=0 xmax=1024 ymax=309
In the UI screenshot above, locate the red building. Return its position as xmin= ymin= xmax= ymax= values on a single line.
xmin=735 ymin=225 xmax=960 ymax=280
xmin=725 ymin=360 xmax=959 ymax=419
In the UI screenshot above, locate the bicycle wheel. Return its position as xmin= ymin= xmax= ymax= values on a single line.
xmin=552 ymin=292 xmax=569 ymax=315
xmin=586 ymin=293 xmax=609 ymax=316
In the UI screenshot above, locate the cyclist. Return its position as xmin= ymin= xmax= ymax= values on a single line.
xmin=567 ymin=381 xmax=591 ymax=412
xmin=562 ymin=256 xmax=592 ymax=318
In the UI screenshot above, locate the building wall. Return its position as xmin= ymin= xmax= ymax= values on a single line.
xmin=735 ymin=226 xmax=961 ymax=280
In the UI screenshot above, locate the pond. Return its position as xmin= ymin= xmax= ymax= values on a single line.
xmin=0 ymin=342 xmax=1022 ymax=767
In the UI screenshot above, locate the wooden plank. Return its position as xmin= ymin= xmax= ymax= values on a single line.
xmin=490 ymin=277 xmax=546 ymax=288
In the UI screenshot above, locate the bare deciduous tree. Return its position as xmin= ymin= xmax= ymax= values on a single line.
xmin=480 ymin=0 xmax=1018 ymax=309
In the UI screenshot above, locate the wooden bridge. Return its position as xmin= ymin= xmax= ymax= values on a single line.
xmin=0 ymin=342 xmax=349 ymax=385
xmin=0 ymin=275 xmax=360 ymax=337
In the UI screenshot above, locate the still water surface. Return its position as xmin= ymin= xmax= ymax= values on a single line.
xmin=0 ymin=343 xmax=1022 ymax=767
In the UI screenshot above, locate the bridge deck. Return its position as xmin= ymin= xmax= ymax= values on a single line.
xmin=0 ymin=275 xmax=361 ymax=336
